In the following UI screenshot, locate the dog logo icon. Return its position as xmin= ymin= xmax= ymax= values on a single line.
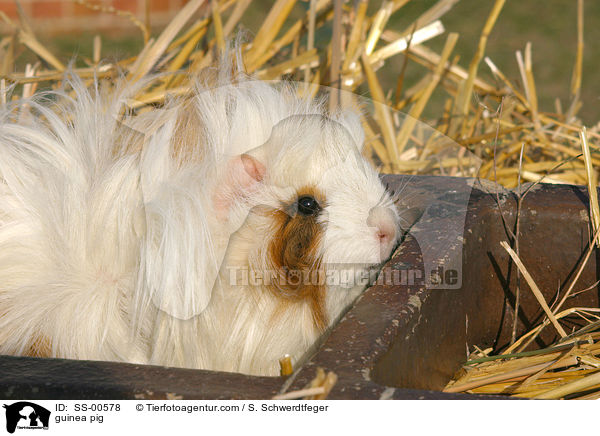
xmin=2 ymin=402 xmax=50 ymax=433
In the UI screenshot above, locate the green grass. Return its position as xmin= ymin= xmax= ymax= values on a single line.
xmin=385 ymin=0 xmax=599 ymax=124
xmin=13 ymin=31 xmax=145 ymax=68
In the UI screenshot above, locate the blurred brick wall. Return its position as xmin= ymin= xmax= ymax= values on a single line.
xmin=0 ymin=0 xmax=188 ymax=33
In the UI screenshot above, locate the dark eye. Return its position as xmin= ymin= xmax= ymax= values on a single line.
xmin=297 ymin=196 xmax=321 ymax=216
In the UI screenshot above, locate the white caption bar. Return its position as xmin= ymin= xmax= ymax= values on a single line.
xmin=0 ymin=399 xmax=593 ymax=435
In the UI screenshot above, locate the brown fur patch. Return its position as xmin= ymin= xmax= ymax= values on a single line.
xmin=26 ymin=334 xmax=52 ymax=358
xmin=112 ymin=121 xmax=145 ymax=157
xmin=114 ymin=96 xmax=206 ymax=166
xmin=267 ymin=186 xmax=328 ymax=331
xmin=170 ymin=97 xmax=207 ymax=166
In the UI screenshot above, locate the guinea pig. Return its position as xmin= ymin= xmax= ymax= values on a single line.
xmin=0 ymin=60 xmax=400 ymax=376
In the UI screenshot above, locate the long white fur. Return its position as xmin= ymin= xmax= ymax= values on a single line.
xmin=0 ymin=63 xmax=399 ymax=375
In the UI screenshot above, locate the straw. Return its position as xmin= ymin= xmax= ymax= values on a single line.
xmin=364 ymin=1 xmax=393 ymax=56
xmin=361 ymin=52 xmax=400 ymax=170
xmin=500 ymin=241 xmax=567 ymax=338
xmin=279 ymin=354 xmax=293 ymax=376
xmin=329 ymin=0 xmax=343 ymax=111
xmin=395 ymin=32 xmax=458 ymax=154
xmin=535 ymin=371 xmax=600 ymax=400
xmin=580 ymin=127 xmax=600 ymax=244
xmin=570 ymin=0 xmax=584 ymax=99
xmin=245 ymin=0 xmax=298 ymax=67
xmin=129 ymin=0 xmax=206 ymax=80
xmin=212 ymin=0 xmax=226 ymax=53
xmin=445 ymin=356 xmax=578 ymax=393
xmin=458 ymin=0 xmax=505 ymax=130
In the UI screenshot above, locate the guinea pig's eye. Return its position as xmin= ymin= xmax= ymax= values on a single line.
xmin=297 ymin=196 xmax=321 ymax=216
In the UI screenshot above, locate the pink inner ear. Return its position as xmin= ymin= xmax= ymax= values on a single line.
xmin=241 ymin=153 xmax=266 ymax=182
xmin=213 ymin=154 xmax=266 ymax=220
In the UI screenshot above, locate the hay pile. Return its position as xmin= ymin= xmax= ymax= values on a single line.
xmin=2 ymin=0 xmax=600 ymax=398
xmin=445 ymin=316 xmax=600 ymax=399
xmin=2 ymin=0 xmax=598 ymax=187
xmin=443 ymin=233 xmax=600 ymax=399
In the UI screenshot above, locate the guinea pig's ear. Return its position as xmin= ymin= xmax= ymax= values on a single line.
xmin=212 ymin=153 xmax=266 ymax=220
xmin=240 ymin=153 xmax=266 ymax=183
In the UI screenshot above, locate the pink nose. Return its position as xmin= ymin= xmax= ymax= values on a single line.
xmin=377 ymin=228 xmax=394 ymax=245
xmin=375 ymin=222 xmax=396 ymax=246
xmin=367 ymin=207 xmax=398 ymax=247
